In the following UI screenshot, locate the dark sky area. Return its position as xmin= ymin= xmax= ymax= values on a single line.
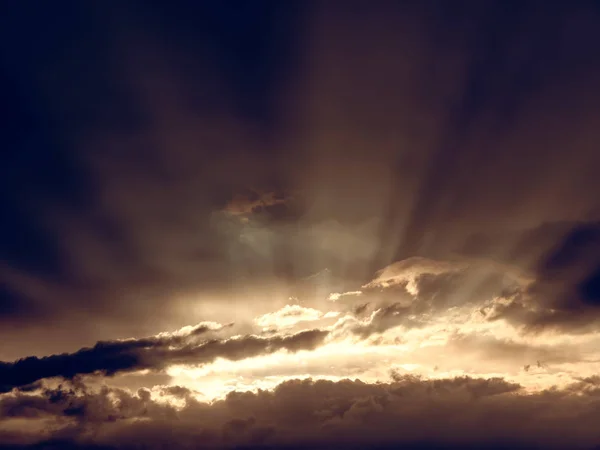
xmin=1 ymin=1 xmax=600 ymax=449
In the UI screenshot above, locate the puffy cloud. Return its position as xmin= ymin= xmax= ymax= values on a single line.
xmin=2 ymin=375 xmax=600 ymax=449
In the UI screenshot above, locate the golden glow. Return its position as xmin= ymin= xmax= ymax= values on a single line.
xmin=91 ymin=257 xmax=600 ymax=405
xmin=162 ymin=293 xmax=600 ymax=400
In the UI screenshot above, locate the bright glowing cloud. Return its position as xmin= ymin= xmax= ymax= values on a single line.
xmin=254 ymin=304 xmax=338 ymax=330
xmin=327 ymin=291 xmax=363 ymax=301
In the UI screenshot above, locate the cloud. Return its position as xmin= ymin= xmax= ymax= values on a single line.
xmin=3 ymin=375 xmax=600 ymax=449
xmin=484 ymin=222 xmax=600 ymax=332
xmin=222 ymin=188 xmax=299 ymax=222
xmin=349 ymin=302 xmax=418 ymax=338
xmin=532 ymin=222 xmax=600 ymax=309
xmin=2 ymin=0 xmax=600 ymax=366
xmin=323 ymin=256 xmax=526 ymax=339
xmin=327 ymin=291 xmax=362 ymax=302
xmin=254 ymin=305 xmax=338 ymax=330
xmin=0 ymin=325 xmax=329 ymax=393
xmin=338 ymin=241 xmax=600 ymax=336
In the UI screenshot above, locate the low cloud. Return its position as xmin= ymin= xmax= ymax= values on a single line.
xmin=2 ymin=375 xmax=600 ymax=449
xmin=0 ymin=325 xmax=328 ymax=393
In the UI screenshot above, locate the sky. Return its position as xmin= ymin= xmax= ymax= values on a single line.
xmin=1 ymin=1 xmax=600 ymax=449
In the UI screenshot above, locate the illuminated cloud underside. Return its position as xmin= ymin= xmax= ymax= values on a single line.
xmin=164 ymin=257 xmax=600 ymax=400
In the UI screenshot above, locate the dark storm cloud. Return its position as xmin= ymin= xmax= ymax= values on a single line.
xmin=286 ymin=0 xmax=600 ymax=279
xmin=343 ymin=222 xmax=600 ymax=334
xmin=376 ymin=1 xmax=600 ymax=264
xmin=0 ymin=0 xmax=599 ymax=356
xmin=3 ymin=375 xmax=600 ymax=449
xmin=537 ymin=222 xmax=600 ymax=308
xmin=0 ymin=327 xmax=328 ymax=393
xmin=0 ymin=323 xmax=217 ymax=393
xmin=487 ymin=222 xmax=600 ymax=332
xmin=0 ymin=0 xmax=310 ymax=348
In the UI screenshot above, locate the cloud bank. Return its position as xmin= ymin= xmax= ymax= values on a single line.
xmin=2 ymin=375 xmax=600 ymax=449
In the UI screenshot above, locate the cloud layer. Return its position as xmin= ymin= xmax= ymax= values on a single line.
xmin=0 ymin=325 xmax=327 ymax=394
xmin=3 ymin=375 xmax=600 ymax=449
xmin=2 ymin=1 xmax=600 ymax=449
